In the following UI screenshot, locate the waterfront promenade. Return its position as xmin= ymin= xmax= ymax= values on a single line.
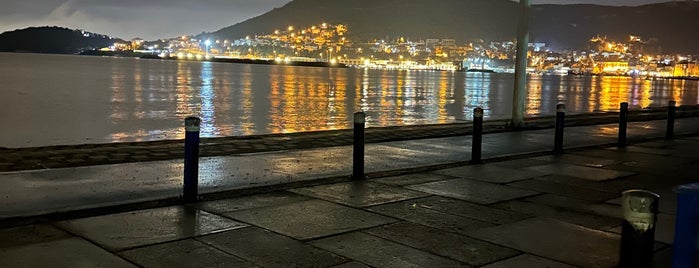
xmin=2 ymin=117 xmax=699 ymax=267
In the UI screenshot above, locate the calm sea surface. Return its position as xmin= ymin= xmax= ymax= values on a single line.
xmin=1 ymin=53 xmax=698 ymax=147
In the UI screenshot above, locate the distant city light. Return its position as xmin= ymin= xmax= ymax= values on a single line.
xmin=95 ymin=21 xmax=697 ymax=77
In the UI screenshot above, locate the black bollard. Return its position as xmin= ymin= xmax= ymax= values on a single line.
xmin=183 ymin=117 xmax=201 ymax=202
xmin=353 ymin=112 xmax=366 ymax=180
xmin=666 ymin=100 xmax=676 ymax=140
xmin=553 ymin=104 xmax=566 ymax=154
xmin=619 ymin=189 xmax=659 ymax=268
xmin=471 ymin=108 xmax=483 ymax=164
xmin=618 ymin=102 xmax=628 ymax=147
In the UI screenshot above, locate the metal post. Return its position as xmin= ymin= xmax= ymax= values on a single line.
xmin=353 ymin=112 xmax=366 ymax=180
xmin=666 ymin=100 xmax=676 ymax=140
xmin=554 ymin=104 xmax=565 ymax=154
xmin=471 ymin=108 xmax=483 ymax=164
xmin=618 ymin=102 xmax=628 ymax=147
xmin=672 ymin=183 xmax=699 ymax=268
xmin=619 ymin=189 xmax=659 ymax=268
xmin=183 ymin=117 xmax=201 ymax=202
xmin=511 ymin=0 xmax=532 ymax=129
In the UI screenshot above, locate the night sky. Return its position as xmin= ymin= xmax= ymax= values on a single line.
xmin=2 ymin=0 xmax=673 ymax=40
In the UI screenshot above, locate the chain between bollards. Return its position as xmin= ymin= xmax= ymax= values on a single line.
xmin=352 ymin=112 xmax=366 ymax=180
xmin=471 ymin=107 xmax=483 ymax=164
xmin=183 ymin=117 xmax=201 ymax=202
xmin=618 ymin=102 xmax=628 ymax=147
xmin=619 ymin=189 xmax=659 ymax=268
xmin=666 ymin=100 xmax=676 ymax=140
xmin=553 ymin=104 xmax=565 ymax=154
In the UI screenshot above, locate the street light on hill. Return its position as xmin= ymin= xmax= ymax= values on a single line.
xmin=204 ymin=39 xmax=212 ymax=57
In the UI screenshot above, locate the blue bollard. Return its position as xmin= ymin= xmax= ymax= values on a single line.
xmin=672 ymin=183 xmax=699 ymax=268
xmin=353 ymin=112 xmax=366 ymax=180
xmin=183 ymin=117 xmax=201 ymax=202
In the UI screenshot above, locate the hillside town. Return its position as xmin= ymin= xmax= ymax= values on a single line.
xmin=104 ymin=22 xmax=699 ymax=78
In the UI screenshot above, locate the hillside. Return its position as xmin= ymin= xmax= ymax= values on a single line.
xmin=211 ymin=0 xmax=699 ymax=53
xmin=0 ymin=26 xmax=120 ymax=54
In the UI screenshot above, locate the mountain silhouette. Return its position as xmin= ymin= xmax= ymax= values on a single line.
xmin=0 ymin=26 xmax=121 ymax=54
xmin=211 ymin=0 xmax=699 ymax=53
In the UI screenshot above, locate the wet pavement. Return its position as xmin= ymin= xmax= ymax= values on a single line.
xmin=2 ymin=117 xmax=699 ymax=219
xmin=2 ymin=117 xmax=699 ymax=267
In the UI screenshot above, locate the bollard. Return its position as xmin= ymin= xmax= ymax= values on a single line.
xmin=672 ymin=183 xmax=699 ymax=268
xmin=553 ymin=104 xmax=565 ymax=154
xmin=618 ymin=102 xmax=628 ymax=147
xmin=471 ymin=108 xmax=483 ymax=164
xmin=353 ymin=112 xmax=366 ymax=180
xmin=183 ymin=117 xmax=201 ymax=202
xmin=619 ymin=189 xmax=660 ymax=268
xmin=666 ymin=100 xmax=676 ymax=140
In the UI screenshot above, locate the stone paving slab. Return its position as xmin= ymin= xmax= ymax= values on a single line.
xmin=479 ymin=132 xmax=553 ymax=157
xmin=468 ymin=217 xmax=620 ymax=268
xmin=525 ymin=194 xmax=622 ymax=220
xmin=0 ymin=224 xmax=71 ymax=248
xmin=491 ymin=158 xmax=550 ymax=169
xmin=57 ymin=206 xmax=247 ymax=251
xmin=524 ymin=163 xmax=635 ymax=181
xmin=311 ymin=232 xmax=471 ymax=268
xmin=635 ymin=139 xmax=699 ymax=159
xmin=196 ymin=192 xmax=311 ymax=214
xmin=199 ymin=227 xmax=347 ymax=268
xmin=432 ymin=164 xmax=548 ymax=183
xmin=120 ymin=239 xmax=257 ymax=268
xmin=480 ymin=254 xmax=576 ymax=268
xmin=289 ymin=181 xmax=430 ymax=207
xmin=532 ymin=154 xmax=620 ymax=168
xmin=602 ymin=161 xmax=692 ymax=178
xmin=493 ymin=200 xmax=621 ymax=230
xmin=651 ymin=247 xmax=699 ymax=268
xmin=329 ymin=262 xmax=372 ymax=268
xmin=507 ymin=179 xmax=620 ymax=202
xmin=224 ymin=199 xmax=396 ymax=240
xmin=403 ymin=196 xmax=531 ymax=225
xmin=608 ymin=145 xmax=675 ymax=157
xmin=533 ymin=174 xmax=627 ymax=194
xmin=364 ymin=221 xmax=519 ymax=266
xmin=368 ymin=200 xmax=493 ymax=235
xmin=370 ymin=172 xmax=456 ymax=186
xmin=407 ymin=179 xmax=540 ymax=205
xmin=0 ymin=237 xmax=136 ymax=267
xmin=571 ymin=149 xmax=695 ymax=176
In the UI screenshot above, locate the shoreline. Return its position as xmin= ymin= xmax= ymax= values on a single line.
xmin=81 ymin=50 xmax=349 ymax=68
xmin=3 ymin=107 xmax=699 ymax=172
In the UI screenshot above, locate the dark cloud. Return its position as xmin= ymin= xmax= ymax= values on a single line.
xmin=2 ymin=0 xmax=670 ymax=40
xmin=1 ymin=0 xmax=291 ymax=39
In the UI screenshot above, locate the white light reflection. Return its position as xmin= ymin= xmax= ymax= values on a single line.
xmin=199 ymin=61 xmax=216 ymax=135
xmin=464 ymin=73 xmax=491 ymax=120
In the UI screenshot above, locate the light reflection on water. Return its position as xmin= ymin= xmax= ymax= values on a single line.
xmin=0 ymin=53 xmax=697 ymax=147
